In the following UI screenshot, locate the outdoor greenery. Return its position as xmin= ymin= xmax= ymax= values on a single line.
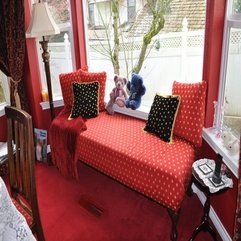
xmin=234 ymin=0 xmax=241 ymax=12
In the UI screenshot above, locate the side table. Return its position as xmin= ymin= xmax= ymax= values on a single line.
xmin=190 ymin=158 xmax=233 ymax=241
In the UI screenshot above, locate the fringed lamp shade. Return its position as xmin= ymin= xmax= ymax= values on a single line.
xmin=26 ymin=2 xmax=60 ymax=38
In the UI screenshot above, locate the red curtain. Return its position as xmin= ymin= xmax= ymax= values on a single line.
xmin=233 ymin=133 xmax=241 ymax=241
xmin=0 ymin=0 xmax=27 ymax=109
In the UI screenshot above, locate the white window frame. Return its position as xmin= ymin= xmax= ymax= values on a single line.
xmin=203 ymin=0 xmax=240 ymax=178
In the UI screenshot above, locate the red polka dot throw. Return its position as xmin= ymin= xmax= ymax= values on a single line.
xmin=172 ymin=81 xmax=207 ymax=147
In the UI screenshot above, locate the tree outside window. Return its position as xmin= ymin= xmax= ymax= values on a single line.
xmin=216 ymin=0 xmax=241 ymax=139
xmin=85 ymin=0 xmax=206 ymax=108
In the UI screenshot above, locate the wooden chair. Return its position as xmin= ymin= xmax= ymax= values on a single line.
xmin=5 ymin=106 xmax=45 ymax=241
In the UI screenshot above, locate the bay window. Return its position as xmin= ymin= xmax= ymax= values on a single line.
xmin=216 ymin=2 xmax=241 ymax=138
xmin=203 ymin=0 xmax=241 ymax=178
xmin=84 ymin=0 xmax=206 ymax=115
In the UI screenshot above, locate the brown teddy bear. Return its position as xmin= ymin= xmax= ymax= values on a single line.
xmin=105 ymin=75 xmax=128 ymax=115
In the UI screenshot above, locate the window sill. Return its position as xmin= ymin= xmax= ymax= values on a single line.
xmin=39 ymin=97 xmax=150 ymax=120
xmin=40 ymin=97 xmax=64 ymax=110
xmin=113 ymin=104 xmax=149 ymax=120
xmin=202 ymin=127 xmax=239 ymax=178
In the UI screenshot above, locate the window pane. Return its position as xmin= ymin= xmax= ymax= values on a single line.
xmin=0 ymin=81 xmax=6 ymax=103
xmin=223 ymin=28 xmax=241 ymax=137
xmin=0 ymin=71 xmax=9 ymax=104
xmin=85 ymin=0 xmax=206 ymax=110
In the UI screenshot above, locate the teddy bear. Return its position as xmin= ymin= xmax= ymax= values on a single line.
xmin=125 ymin=73 xmax=146 ymax=110
xmin=221 ymin=129 xmax=235 ymax=147
xmin=105 ymin=75 xmax=128 ymax=115
xmin=221 ymin=128 xmax=240 ymax=155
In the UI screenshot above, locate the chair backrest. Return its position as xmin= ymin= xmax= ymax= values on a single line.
xmin=5 ymin=106 xmax=45 ymax=241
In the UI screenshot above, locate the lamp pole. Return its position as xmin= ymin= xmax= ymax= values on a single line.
xmin=39 ymin=36 xmax=55 ymax=120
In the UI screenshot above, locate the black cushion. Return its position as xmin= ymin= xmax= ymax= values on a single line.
xmin=144 ymin=94 xmax=180 ymax=143
xmin=70 ymin=81 xmax=99 ymax=119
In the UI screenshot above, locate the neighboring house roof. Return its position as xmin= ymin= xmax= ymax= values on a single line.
xmin=163 ymin=0 xmax=206 ymax=32
xmin=127 ymin=0 xmax=206 ymax=37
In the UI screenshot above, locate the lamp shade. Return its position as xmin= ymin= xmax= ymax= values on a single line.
xmin=26 ymin=2 xmax=60 ymax=38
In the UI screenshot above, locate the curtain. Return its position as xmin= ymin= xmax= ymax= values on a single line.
xmin=233 ymin=132 xmax=241 ymax=241
xmin=0 ymin=0 xmax=26 ymax=109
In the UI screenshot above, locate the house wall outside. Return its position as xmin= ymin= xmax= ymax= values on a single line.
xmin=90 ymin=0 xmax=145 ymax=27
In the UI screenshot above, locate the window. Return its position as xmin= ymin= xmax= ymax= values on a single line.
xmin=0 ymin=71 xmax=10 ymax=116
xmin=127 ymin=0 xmax=136 ymax=23
xmin=0 ymin=74 xmax=6 ymax=104
xmin=84 ymin=0 xmax=206 ymax=113
xmin=203 ymin=0 xmax=240 ymax=178
xmin=88 ymin=3 xmax=95 ymax=27
xmin=216 ymin=0 xmax=241 ymax=138
xmin=234 ymin=0 xmax=241 ymax=13
xmin=35 ymin=0 xmax=75 ymax=101
xmin=87 ymin=1 xmax=111 ymax=29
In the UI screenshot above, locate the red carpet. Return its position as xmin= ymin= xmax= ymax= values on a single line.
xmin=36 ymin=162 xmax=221 ymax=241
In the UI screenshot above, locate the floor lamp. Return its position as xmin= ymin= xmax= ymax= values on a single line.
xmin=26 ymin=1 xmax=60 ymax=120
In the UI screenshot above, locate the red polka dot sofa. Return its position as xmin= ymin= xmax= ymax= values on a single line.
xmin=50 ymin=68 xmax=207 ymax=241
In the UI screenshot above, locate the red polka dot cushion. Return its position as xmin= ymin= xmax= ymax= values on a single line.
xmin=77 ymin=112 xmax=196 ymax=212
xmin=59 ymin=68 xmax=86 ymax=110
xmin=78 ymin=69 xmax=107 ymax=111
xmin=172 ymin=81 xmax=207 ymax=147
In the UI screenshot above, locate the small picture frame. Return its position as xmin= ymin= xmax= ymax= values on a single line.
xmin=198 ymin=163 xmax=213 ymax=175
xmin=208 ymin=177 xmax=225 ymax=188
